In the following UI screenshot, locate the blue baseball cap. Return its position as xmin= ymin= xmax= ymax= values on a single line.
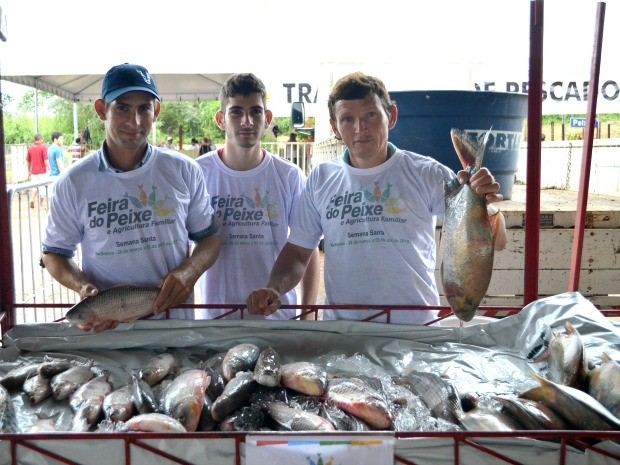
xmin=101 ymin=63 xmax=160 ymax=102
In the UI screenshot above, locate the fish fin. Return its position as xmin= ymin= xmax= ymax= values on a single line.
xmin=450 ymin=129 xmax=477 ymax=170
xmin=488 ymin=206 xmax=503 ymax=245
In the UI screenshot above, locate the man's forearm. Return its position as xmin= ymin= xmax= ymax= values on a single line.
xmin=176 ymin=235 xmax=221 ymax=288
xmin=41 ymin=253 xmax=90 ymax=295
xmin=268 ymin=242 xmax=314 ymax=297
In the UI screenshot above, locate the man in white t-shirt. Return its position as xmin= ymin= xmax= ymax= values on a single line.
xmin=195 ymin=73 xmax=319 ymax=319
xmin=42 ymin=63 xmax=221 ymax=332
xmin=247 ymin=72 xmax=507 ymax=325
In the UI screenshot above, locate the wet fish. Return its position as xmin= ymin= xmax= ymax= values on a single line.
xmin=50 ymin=363 xmax=94 ymax=400
xmin=327 ymin=377 xmax=392 ymax=430
xmin=163 ymin=369 xmax=210 ymax=432
xmin=459 ymin=407 xmax=522 ymax=432
xmin=23 ymin=373 xmax=53 ymax=405
xmin=321 ymin=401 xmax=371 ymax=431
xmin=140 ymin=352 xmax=176 ymax=387
xmin=124 ymin=413 xmax=187 ymax=433
xmin=520 ymin=373 xmax=620 ymax=430
xmin=254 ymin=347 xmax=282 ymax=387
xmin=400 ymin=371 xmax=462 ymax=424
xmin=281 ymin=362 xmax=328 ymax=396
xmin=129 ymin=372 xmax=159 ymax=414
xmin=211 ymin=371 xmax=256 ymax=422
xmin=28 ymin=415 xmax=60 ymax=433
xmin=199 ymin=352 xmax=227 ymax=400
xmin=492 ymin=395 xmax=571 ymax=430
xmin=532 ymin=322 xmax=588 ymax=390
xmin=38 ymin=358 xmax=75 ymax=379
xmin=264 ymin=400 xmax=335 ymax=431
xmin=0 ymin=363 xmax=41 ymax=390
xmin=441 ymin=128 xmax=494 ymax=322
xmin=222 ymin=343 xmax=260 ymax=382
xmin=69 ymin=372 xmax=113 ymax=431
xmin=103 ymin=385 xmax=136 ymax=423
xmin=587 ymin=353 xmax=620 ymax=418
xmin=64 ymin=286 xmax=160 ymax=329
xmin=198 ymin=395 xmax=218 ymax=431
xmin=153 ymin=376 xmax=175 ymax=411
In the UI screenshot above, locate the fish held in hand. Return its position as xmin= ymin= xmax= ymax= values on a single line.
xmin=441 ymin=128 xmax=494 ymax=322
xmin=64 ymin=286 xmax=161 ymax=329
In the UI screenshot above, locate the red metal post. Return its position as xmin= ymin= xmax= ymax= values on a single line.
xmin=524 ymin=0 xmax=544 ymax=305
xmin=568 ymin=2 xmax=606 ymax=291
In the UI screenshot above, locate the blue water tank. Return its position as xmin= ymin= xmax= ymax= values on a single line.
xmin=389 ymin=90 xmax=528 ymax=200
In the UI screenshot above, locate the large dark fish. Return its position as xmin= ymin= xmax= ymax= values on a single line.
xmin=222 ymin=343 xmax=260 ymax=382
xmin=520 ymin=373 xmax=620 ymax=431
xmin=211 ymin=371 xmax=256 ymax=422
xmin=441 ymin=128 xmax=494 ymax=322
xmin=492 ymin=395 xmax=571 ymax=430
xmin=587 ymin=353 xmax=620 ymax=418
xmin=64 ymin=286 xmax=160 ymax=329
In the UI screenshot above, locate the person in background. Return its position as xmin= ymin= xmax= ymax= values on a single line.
xmin=247 ymin=72 xmax=506 ymax=325
xmin=69 ymin=137 xmax=86 ymax=163
xmin=41 ymin=63 xmax=221 ymax=332
xmin=189 ymin=138 xmax=200 ymax=151
xmin=163 ymin=136 xmax=175 ymax=149
xmin=48 ymin=131 xmax=65 ymax=180
xmin=195 ymin=73 xmax=319 ymax=320
xmin=197 ymin=137 xmax=215 ymax=156
xmin=26 ymin=133 xmax=49 ymax=209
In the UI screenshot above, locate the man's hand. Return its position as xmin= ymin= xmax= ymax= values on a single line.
xmin=246 ymin=288 xmax=281 ymax=316
xmin=457 ymin=167 xmax=503 ymax=204
xmin=153 ymin=271 xmax=194 ymax=315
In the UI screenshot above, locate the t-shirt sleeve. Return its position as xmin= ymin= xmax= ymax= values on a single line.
xmin=42 ymin=177 xmax=82 ymax=257
xmin=288 ymin=171 xmax=323 ymax=250
xmin=186 ymin=161 xmax=219 ymax=241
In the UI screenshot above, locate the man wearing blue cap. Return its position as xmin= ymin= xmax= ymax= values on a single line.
xmin=41 ymin=63 xmax=221 ymax=332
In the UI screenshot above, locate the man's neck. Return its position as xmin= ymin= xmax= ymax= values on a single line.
xmin=221 ymin=143 xmax=264 ymax=171
xmin=105 ymin=142 xmax=148 ymax=172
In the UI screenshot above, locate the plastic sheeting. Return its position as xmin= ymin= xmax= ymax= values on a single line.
xmin=1 ymin=292 xmax=619 ymax=465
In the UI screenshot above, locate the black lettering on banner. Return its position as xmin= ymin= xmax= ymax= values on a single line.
xmin=601 ymin=80 xmax=620 ymax=101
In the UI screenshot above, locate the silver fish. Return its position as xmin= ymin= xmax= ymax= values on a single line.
xmin=51 ymin=364 xmax=94 ymax=401
xmin=401 ymin=371 xmax=462 ymax=424
xmin=520 ymin=373 xmax=620 ymax=430
xmin=211 ymin=371 xmax=256 ymax=422
xmin=254 ymin=347 xmax=282 ymax=387
xmin=23 ymin=373 xmax=53 ymax=405
xmin=124 ymin=413 xmax=186 ymax=433
xmin=64 ymin=286 xmax=160 ymax=329
xmin=0 ymin=363 xmax=41 ymax=390
xmin=327 ymin=377 xmax=392 ymax=430
xmin=587 ymin=352 xmax=620 ymax=418
xmin=459 ymin=407 xmax=522 ymax=432
xmin=264 ymin=400 xmax=335 ymax=431
xmin=103 ymin=385 xmax=136 ymax=423
xmin=70 ymin=372 xmax=112 ymax=431
xmin=492 ymin=395 xmax=571 ymax=430
xmin=441 ymin=128 xmax=494 ymax=322
xmin=129 ymin=372 xmax=158 ymax=414
xmin=222 ymin=343 xmax=260 ymax=382
xmin=140 ymin=352 xmax=176 ymax=387
xmin=281 ymin=362 xmax=328 ymax=396
xmin=162 ymin=369 xmax=210 ymax=432
xmin=38 ymin=358 xmax=75 ymax=379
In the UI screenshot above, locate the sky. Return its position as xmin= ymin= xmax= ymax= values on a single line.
xmin=1 ymin=0 xmax=619 ymax=116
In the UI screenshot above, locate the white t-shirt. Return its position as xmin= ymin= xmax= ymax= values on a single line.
xmin=43 ymin=146 xmax=218 ymax=319
xmin=288 ymin=147 xmax=455 ymax=324
xmin=195 ymin=150 xmax=306 ymax=319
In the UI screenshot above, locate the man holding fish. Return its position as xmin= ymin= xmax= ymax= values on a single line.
xmin=41 ymin=63 xmax=221 ymax=332
xmin=248 ymin=72 xmax=506 ymax=324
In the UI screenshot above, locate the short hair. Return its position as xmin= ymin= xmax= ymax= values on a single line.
xmin=327 ymin=72 xmax=395 ymax=122
xmin=51 ymin=131 xmax=63 ymax=142
xmin=219 ymin=73 xmax=267 ymax=111
xmin=34 ymin=134 xmax=43 ymax=141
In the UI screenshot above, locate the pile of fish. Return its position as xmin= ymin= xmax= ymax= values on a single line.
xmin=1 ymin=325 xmax=619 ymax=435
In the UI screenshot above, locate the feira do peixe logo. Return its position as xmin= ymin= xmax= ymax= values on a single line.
xmin=306 ymin=453 xmax=338 ymax=465
xmin=211 ymin=188 xmax=280 ymax=228
xmin=326 ymin=181 xmax=407 ymax=227
xmin=87 ymin=184 xmax=177 ymax=235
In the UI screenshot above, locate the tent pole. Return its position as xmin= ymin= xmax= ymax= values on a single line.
xmin=73 ymin=102 xmax=79 ymax=141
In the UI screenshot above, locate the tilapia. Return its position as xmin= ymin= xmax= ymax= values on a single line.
xmin=281 ymin=362 xmax=328 ymax=396
xmin=222 ymin=343 xmax=260 ymax=382
xmin=492 ymin=395 xmax=571 ymax=430
xmin=198 ymin=395 xmax=218 ymax=431
xmin=321 ymin=401 xmax=371 ymax=431
xmin=23 ymin=373 xmax=53 ymax=405
xmin=103 ymin=385 xmax=136 ymax=423
xmin=400 ymin=371 xmax=462 ymax=424
xmin=124 ymin=412 xmax=187 ymax=433
xmin=211 ymin=371 xmax=256 ymax=422
xmin=69 ymin=372 xmax=112 ymax=431
xmin=327 ymin=377 xmax=393 ymax=430
xmin=520 ymin=373 xmax=620 ymax=430
xmin=263 ymin=400 xmax=335 ymax=431
xmin=0 ymin=363 xmax=41 ymax=390
xmin=162 ymin=369 xmax=210 ymax=432
xmin=254 ymin=347 xmax=282 ymax=387
xmin=51 ymin=363 xmax=94 ymax=400
xmin=129 ymin=372 xmax=159 ymax=414
xmin=459 ymin=407 xmax=522 ymax=432
xmin=64 ymin=286 xmax=160 ymax=329
xmin=441 ymin=128 xmax=494 ymax=322
xmin=38 ymin=358 xmax=75 ymax=379
xmin=587 ymin=353 xmax=620 ymax=418
xmin=532 ymin=322 xmax=588 ymax=390
xmin=140 ymin=352 xmax=176 ymax=387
